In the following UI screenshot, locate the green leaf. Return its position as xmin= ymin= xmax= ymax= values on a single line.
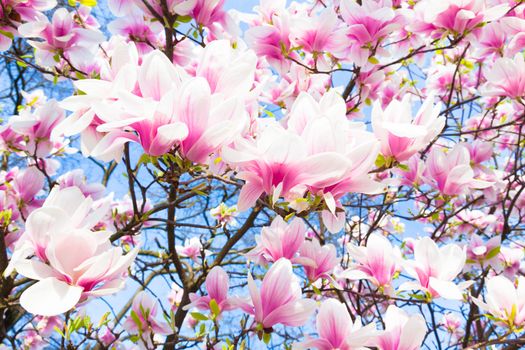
xmin=397 ymin=163 xmax=409 ymax=172
xmin=262 ymin=332 xmax=271 ymax=344
xmin=98 ymin=312 xmax=111 ymax=328
xmin=139 ymin=304 xmax=151 ymax=320
xmin=284 ymin=212 xmax=295 ymax=222
xmin=138 ymin=153 xmax=151 ymax=166
xmin=196 ymin=323 xmax=206 ymax=337
xmin=83 ymin=316 xmax=91 ymax=329
xmin=375 ymin=154 xmax=386 ymax=168
xmin=210 ymin=299 xmax=221 ymax=317
xmin=312 ymin=284 xmax=322 ymax=296
xmin=177 ymin=15 xmax=192 ymax=23
xmin=130 ymin=310 xmax=142 ymax=330
xmin=54 ymin=326 xmax=65 ymax=338
xmin=129 ymin=335 xmax=140 ymax=343
xmin=485 ymin=246 xmax=501 ymax=260
xmin=0 ymin=29 xmax=14 ymax=40
xmin=191 ymin=312 xmax=209 ymax=321
xmin=368 ymin=56 xmax=379 ymax=64
xmin=79 ymin=0 xmax=97 ymax=6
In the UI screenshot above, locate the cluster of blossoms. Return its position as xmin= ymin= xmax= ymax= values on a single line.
xmin=0 ymin=0 xmax=524 ymax=349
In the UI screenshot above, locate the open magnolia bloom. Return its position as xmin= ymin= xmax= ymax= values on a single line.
xmin=472 ymin=275 xmax=525 ymax=328
xmin=58 ymin=39 xmax=254 ymax=163
xmin=17 ymin=229 xmax=139 ymax=316
xmin=298 ymin=239 xmax=338 ymax=283
xmin=187 ymin=266 xmax=235 ymax=315
xmin=400 ymin=237 xmax=470 ymax=300
xmin=341 ymin=233 xmax=402 ymax=290
xmin=424 ymin=144 xmax=493 ymax=196
xmin=293 ymin=298 xmax=377 ymax=350
xmin=245 ymin=216 xmax=307 ymax=265
xmin=223 ymin=90 xmax=382 ymax=214
xmin=483 ymin=53 xmax=525 ymax=99
xmin=5 ymin=186 xmax=110 ymax=275
xmin=371 ymin=95 xmax=444 ymax=162
xmin=235 ymin=258 xmax=316 ymax=330
xmin=5 ymin=186 xmax=139 ymax=316
xmin=374 ymin=306 xmax=427 ymax=350
xmin=123 ymin=291 xmax=172 ymax=349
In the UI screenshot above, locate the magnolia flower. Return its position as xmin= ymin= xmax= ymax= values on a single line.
xmin=0 ymin=0 xmax=55 ymax=51
xmin=440 ymin=313 xmax=464 ymax=342
xmin=286 ymin=91 xmax=381 ymax=198
xmin=339 ymin=0 xmax=400 ymax=66
xmin=210 ymin=203 xmax=238 ymax=227
xmin=465 ymin=234 xmax=500 ymax=265
xmin=17 ymin=228 xmax=139 ymax=316
xmin=372 ymin=95 xmax=444 ymax=162
xmin=223 ymin=91 xmax=380 ymax=212
xmin=473 ymin=275 xmax=525 ymax=328
xmin=34 ymin=315 xmax=62 ymax=337
xmin=112 ymin=194 xmax=153 ymax=228
xmin=57 ymin=169 xmax=105 ymax=200
xmin=291 ymin=8 xmax=346 ymax=55
xmin=483 ymin=54 xmax=525 ymax=99
xmin=424 ymin=144 xmax=492 ymax=195
xmin=110 ymin=0 xmax=195 ymax=17
xmin=194 ymin=39 xmax=257 ymax=98
xmin=401 ymin=237 xmax=469 ymax=300
xmin=415 ymin=0 xmax=509 ymax=37
xmin=5 ymin=187 xmax=135 ymax=316
xmin=187 ymin=266 xmax=235 ymax=315
xmin=99 ymin=327 xmax=117 ymax=347
xmin=192 ymin=0 xmax=227 ymax=28
xmin=108 ymin=13 xmax=164 ymax=55
xmin=59 ymin=40 xmax=252 ymax=163
xmin=465 ymin=140 xmax=493 ymax=165
xmin=22 ymin=330 xmax=46 ymax=350
xmin=18 ymin=8 xmax=103 ymax=68
xmin=9 ymin=166 xmax=45 ymax=216
xmin=374 ymin=306 xmax=427 ymax=350
xmin=496 ymin=246 xmax=524 ymax=279
xmin=299 ymin=239 xmax=338 ymax=283
xmin=5 ymin=186 xmax=109 ymax=275
xmin=454 ymin=209 xmax=497 ymax=235
xmin=245 ymin=12 xmax=293 ymax=73
xmin=246 ymin=216 xmax=306 ymax=265
xmin=168 ymin=283 xmax=184 ymax=311
xmin=294 ymin=298 xmax=377 ymax=350
xmin=341 ymin=234 xmax=401 ymax=290
xmin=236 ymin=258 xmax=316 ymax=330
xmin=222 ymin=121 xmax=314 ymax=211
xmin=176 ymin=237 xmax=210 ymax=263
xmin=9 ymin=100 xmax=66 ymax=157
xmin=123 ymin=291 xmax=171 ymax=349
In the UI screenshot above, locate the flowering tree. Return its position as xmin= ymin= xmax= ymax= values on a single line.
xmin=0 ymin=0 xmax=524 ymax=349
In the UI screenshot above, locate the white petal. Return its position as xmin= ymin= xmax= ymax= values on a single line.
xmin=20 ymin=278 xmax=83 ymax=316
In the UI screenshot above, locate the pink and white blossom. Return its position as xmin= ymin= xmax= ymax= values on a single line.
xmin=236 ymin=258 xmax=316 ymax=329
xmin=401 ymin=237 xmax=469 ymax=300
xmin=294 ymin=298 xmax=377 ymax=350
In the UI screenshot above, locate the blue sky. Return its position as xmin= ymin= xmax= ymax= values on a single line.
xmin=224 ymin=0 xmax=261 ymax=11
